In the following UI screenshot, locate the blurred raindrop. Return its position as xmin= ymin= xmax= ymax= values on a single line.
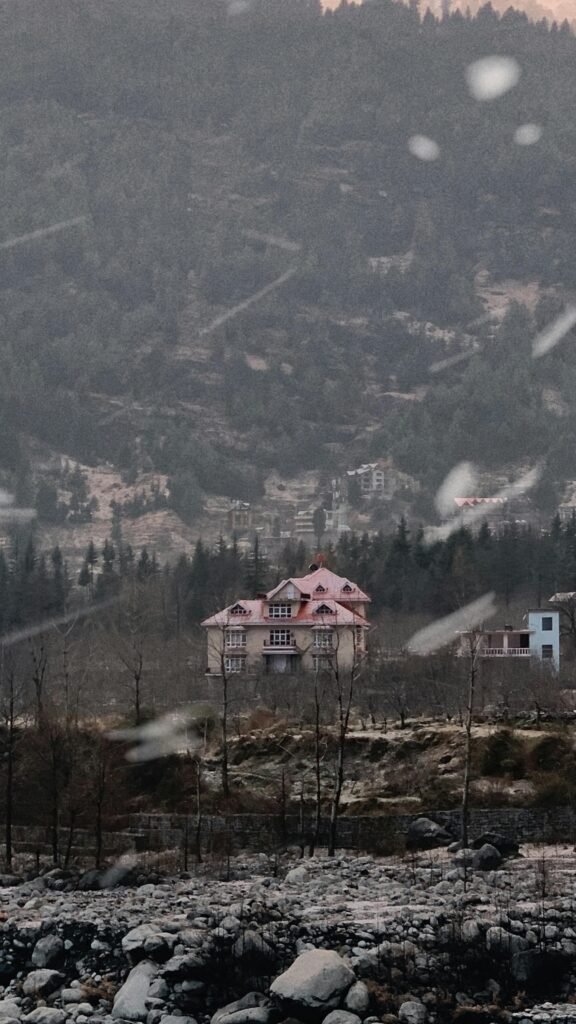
xmin=109 ymin=703 xmax=214 ymax=762
xmin=466 ymin=56 xmax=521 ymax=102
xmin=514 ymin=123 xmax=542 ymax=146
xmin=407 ymin=592 xmax=497 ymax=656
xmin=435 ymin=461 xmax=478 ymax=518
xmin=408 ymin=135 xmax=441 ymax=162
xmin=532 ymin=304 xmax=576 ymax=358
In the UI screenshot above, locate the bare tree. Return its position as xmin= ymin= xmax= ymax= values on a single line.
xmin=327 ymin=627 xmax=363 ymax=857
xmin=29 ymin=637 xmax=48 ymax=727
xmin=0 ymin=650 xmax=25 ymax=871
xmin=460 ymin=628 xmax=483 ymax=848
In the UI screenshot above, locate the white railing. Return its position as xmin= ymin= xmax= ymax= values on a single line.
xmin=482 ymin=647 xmax=531 ymax=657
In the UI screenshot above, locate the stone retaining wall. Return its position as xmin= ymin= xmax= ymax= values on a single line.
xmin=127 ymin=806 xmax=576 ymax=852
xmin=8 ymin=807 xmax=576 ymax=863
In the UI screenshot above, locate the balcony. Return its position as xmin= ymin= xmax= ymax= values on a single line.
xmin=262 ymin=644 xmax=297 ymax=653
xmin=482 ymin=648 xmax=532 ymax=657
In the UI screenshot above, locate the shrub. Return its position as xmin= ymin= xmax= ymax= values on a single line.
xmin=480 ymin=729 xmax=525 ymax=779
xmin=528 ymin=734 xmax=571 ymax=772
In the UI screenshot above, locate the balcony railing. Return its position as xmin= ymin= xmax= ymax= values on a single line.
xmin=482 ymin=647 xmax=532 ymax=657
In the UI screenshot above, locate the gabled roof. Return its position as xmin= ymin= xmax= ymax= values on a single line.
xmin=267 ymin=567 xmax=370 ymax=603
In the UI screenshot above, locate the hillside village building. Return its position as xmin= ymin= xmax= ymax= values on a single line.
xmin=202 ymin=565 xmax=369 ymax=675
xmin=458 ymin=610 xmax=560 ymax=671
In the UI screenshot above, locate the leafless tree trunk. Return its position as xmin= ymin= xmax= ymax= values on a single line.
xmin=328 ymin=630 xmax=362 ymax=857
xmin=2 ymin=654 xmax=18 ymax=871
xmin=461 ymin=631 xmax=481 ymax=848
xmin=310 ymin=670 xmax=324 ymax=856
xmin=29 ymin=638 xmax=48 ymax=727
xmin=195 ymin=758 xmax=203 ymax=863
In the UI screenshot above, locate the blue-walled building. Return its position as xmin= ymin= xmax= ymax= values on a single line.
xmin=527 ymin=609 xmax=560 ymax=671
xmin=459 ymin=609 xmax=561 ymax=671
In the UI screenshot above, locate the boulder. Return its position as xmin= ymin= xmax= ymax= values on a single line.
xmin=0 ymin=1004 xmax=22 ymax=1020
xmin=112 ymin=961 xmax=157 ymax=1022
xmin=231 ymin=931 xmax=276 ymax=965
xmin=486 ymin=928 xmax=528 ymax=957
xmin=77 ymin=871 xmax=102 ymax=892
xmin=24 ymin=1012 xmax=67 ymax=1024
xmin=471 ymin=832 xmax=519 ymax=857
xmin=323 ymin=1013 xmax=361 ymax=1024
xmin=270 ymin=950 xmax=355 ymax=1019
xmin=0 ymin=875 xmax=22 ymax=888
xmin=122 ymin=926 xmax=173 ymax=964
xmin=472 ymin=844 xmax=502 ymax=872
xmin=406 ymin=818 xmax=452 ymax=851
xmin=161 ymin=953 xmax=204 ymax=981
xmin=22 ymin=971 xmax=64 ymax=998
xmin=285 ymin=867 xmax=309 ymax=887
xmin=399 ymin=1004 xmax=428 ymax=1024
xmin=212 ymin=994 xmax=276 ymax=1024
xmin=344 ymin=983 xmax=369 ymax=1016
xmin=31 ymin=935 xmax=64 ymax=969
xmin=160 ymin=1018 xmax=198 ymax=1024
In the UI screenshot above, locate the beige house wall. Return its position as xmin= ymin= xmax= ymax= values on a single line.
xmin=205 ymin=623 xmax=365 ymax=675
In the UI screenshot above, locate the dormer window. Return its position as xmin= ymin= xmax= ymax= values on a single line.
xmin=315 ymin=584 xmax=327 ymax=593
xmin=268 ymin=603 xmax=292 ymax=618
xmin=342 ymin=584 xmax=353 ymax=593
xmin=230 ymin=603 xmax=249 ymax=615
xmin=314 ymin=603 xmax=335 ymax=615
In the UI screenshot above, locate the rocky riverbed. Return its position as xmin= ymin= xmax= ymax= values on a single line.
xmin=1 ymin=841 xmax=576 ymax=1024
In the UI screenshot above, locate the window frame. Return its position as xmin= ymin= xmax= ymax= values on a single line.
xmin=225 ymin=630 xmax=246 ymax=648
xmin=542 ymin=616 xmax=553 ymax=631
xmin=541 ymin=644 xmax=554 ymax=660
xmin=268 ymin=628 xmax=293 ymax=647
xmin=224 ymin=655 xmax=246 ymax=673
xmin=268 ymin=603 xmax=292 ymax=618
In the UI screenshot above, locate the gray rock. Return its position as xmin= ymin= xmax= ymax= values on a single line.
xmin=472 ymin=844 xmax=502 ymax=872
xmin=486 ymin=928 xmax=528 ymax=957
xmin=24 ymin=1011 xmax=68 ymax=1024
xmin=0 ymin=1004 xmax=22 ymax=1020
xmin=270 ymin=950 xmax=355 ymax=1018
xmin=122 ymin=927 xmax=171 ymax=965
xmin=112 ymin=962 xmax=157 ymax=1022
xmin=23 ymin=971 xmax=64 ymax=998
xmin=471 ymin=832 xmax=519 ymax=857
xmin=343 ymin=983 xmax=369 ymax=1016
xmin=31 ymin=935 xmax=64 ymax=969
xmin=406 ymin=818 xmax=452 ymax=851
xmin=285 ymin=867 xmax=309 ymax=887
xmin=231 ymin=931 xmax=275 ymax=964
xmin=212 ymin=994 xmax=273 ymax=1024
xmin=160 ymin=1018 xmax=197 ymax=1024
xmin=398 ymin=1003 xmax=428 ymax=1024
xmin=160 ymin=954 xmax=204 ymax=982
xmin=323 ymin=1012 xmax=361 ymax=1024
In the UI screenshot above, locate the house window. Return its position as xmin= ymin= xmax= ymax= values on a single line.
xmin=230 ymin=603 xmax=248 ymax=615
xmin=342 ymin=584 xmax=353 ymax=593
xmin=224 ymin=656 xmax=246 ymax=673
xmin=314 ymin=603 xmax=335 ymax=615
xmin=542 ymin=617 xmax=553 ymax=631
xmin=225 ymin=630 xmax=246 ymax=648
xmin=542 ymin=645 xmax=554 ymax=660
xmin=315 ymin=584 xmax=327 ymax=593
xmin=313 ymin=631 xmax=333 ymax=649
xmin=313 ymin=655 xmax=331 ymax=672
xmin=268 ymin=604 xmax=292 ymax=618
xmin=269 ymin=629 xmax=293 ymax=647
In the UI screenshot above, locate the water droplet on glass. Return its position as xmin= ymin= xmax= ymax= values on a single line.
xmin=514 ymin=123 xmax=543 ymax=146
xmin=466 ymin=56 xmax=521 ymax=102
xmin=408 ymin=135 xmax=441 ymax=161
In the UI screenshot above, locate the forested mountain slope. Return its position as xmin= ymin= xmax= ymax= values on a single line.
xmin=1 ymin=0 xmax=576 ymax=522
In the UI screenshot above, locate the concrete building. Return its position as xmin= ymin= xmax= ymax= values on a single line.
xmin=202 ymin=565 xmax=369 ymax=675
xmin=459 ymin=610 xmax=560 ymax=671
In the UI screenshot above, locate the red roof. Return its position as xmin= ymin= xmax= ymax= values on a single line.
xmin=267 ymin=567 xmax=370 ymax=603
xmin=454 ymin=497 xmax=507 ymax=508
xmin=201 ymin=568 xmax=370 ymax=628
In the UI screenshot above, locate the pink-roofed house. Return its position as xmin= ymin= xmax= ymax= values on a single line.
xmin=201 ymin=564 xmax=370 ymax=675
